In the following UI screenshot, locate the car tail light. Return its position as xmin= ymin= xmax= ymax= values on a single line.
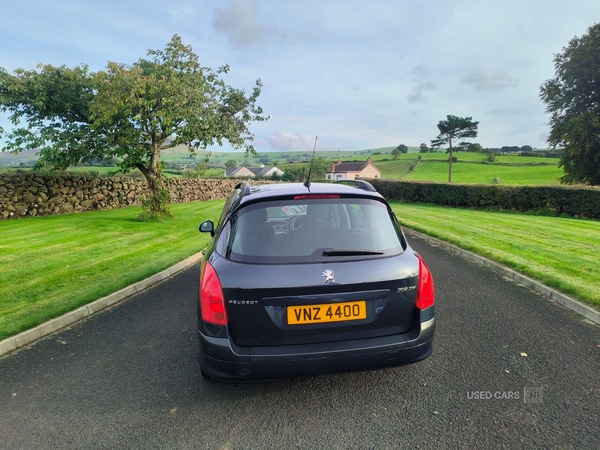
xmin=294 ymin=194 xmax=340 ymax=200
xmin=200 ymin=262 xmax=228 ymax=325
xmin=415 ymin=254 xmax=435 ymax=310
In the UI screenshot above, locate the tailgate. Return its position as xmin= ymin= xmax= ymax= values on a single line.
xmin=215 ymin=254 xmax=420 ymax=346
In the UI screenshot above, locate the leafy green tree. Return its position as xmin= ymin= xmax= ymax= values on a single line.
xmin=0 ymin=64 xmax=109 ymax=162
xmin=540 ymin=23 xmax=600 ymax=185
xmin=419 ymin=143 xmax=429 ymax=153
xmin=281 ymin=165 xmax=307 ymax=182
xmin=224 ymin=159 xmax=237 ymax=168
xmin=280 ymin=157 xmax=330 ymax=182
xmin=431 ymin=115 xmax=479 ymax=182
xmin=392 ymin=144 xmax=408 ymax=159
xmin=0 ymin=35 xmax=268 ymax=218
xmin=312 ymin=156 xmax=331 ymax=179
xmin=92 ymin=36 xmax=266 ymax=217
xmin=457 ymin=141 xmax=484 ymax=152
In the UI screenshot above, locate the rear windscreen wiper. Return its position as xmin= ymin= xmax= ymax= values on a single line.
xmin=322 ymin=249 xmax=384 ymax=256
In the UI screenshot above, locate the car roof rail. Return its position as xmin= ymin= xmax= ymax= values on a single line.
xmin=235 ymin=181 xmax=252 ymax=197
xmin=334 ymin=179 xmax=377 ymax=192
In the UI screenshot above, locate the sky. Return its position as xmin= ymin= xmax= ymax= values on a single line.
xmin=1 ymin=0 xmax=599 ymax=153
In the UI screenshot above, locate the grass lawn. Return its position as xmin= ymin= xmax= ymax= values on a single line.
xmin=405 ymin=160 xmax=562 ymax=184
xmin=391 ymin=202 xmax=600 ymax=309
xmin=404 ymin=152 xmax=563 ymax=184
xmin=0 ymin=200 xmax=224 ymax=341
xmin=373 ymin=158 xmax=419 ymax=178
xmin=2 ymin=198 xmax=598 ymax=342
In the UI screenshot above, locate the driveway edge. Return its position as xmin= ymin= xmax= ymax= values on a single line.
xmin=404 ymin=228 xmax=600 ymax=326
xmin=3 ymin=229 xmax=598 ymax=358
xmin=0 ymin=252 xmax=204 ymax=357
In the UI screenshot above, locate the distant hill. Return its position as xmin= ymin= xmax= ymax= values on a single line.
xmin=0 ymin=149 xmax=40 ymax=166
xmin=0 ymin=145 xmax=404 ymax=167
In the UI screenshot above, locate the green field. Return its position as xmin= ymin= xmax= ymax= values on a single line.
xmin=404 ymin=160 xmax=562 ymax=184
xmin=159 ymin=145 xmax=398 ymax=166
xmin=271 ymin=151 xmax=563 ymax=185
xmin=2 ymin=146 xmax=563 ymax=186
xmin=391 ymin=203 xmax=600 ymax=308
xmin=0 ymin=144 xmax=587 ymax=343
xmin=1 ymin=199 xmax=598 ymax=341
xmin=0 ymin=201 xmax=224 ymax=341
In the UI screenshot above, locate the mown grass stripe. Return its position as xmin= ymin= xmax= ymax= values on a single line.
xmin=0 ymin=200 xmax=224 ymax=340
xmin=1 ymin=198 xmax=598 ymax=341
xmin=391 ymin=202 xmax=600 ymax=307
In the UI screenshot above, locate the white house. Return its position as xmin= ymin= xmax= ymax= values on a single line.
xmin=225 ymin=165 xmax=284 ymax=178
xmin=325 ymin=157 xmax=381 ymax=180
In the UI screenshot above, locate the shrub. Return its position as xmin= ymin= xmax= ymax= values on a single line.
xmin=370 ymin=179 xmax=600 ymax=219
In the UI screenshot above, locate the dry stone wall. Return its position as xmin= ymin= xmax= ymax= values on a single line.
xmin=0 ymin=173 xmax=246 ymax=220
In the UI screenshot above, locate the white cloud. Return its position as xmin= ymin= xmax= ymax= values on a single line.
xmin=462 ymin=68 xmax=519 ymax=91
xmin=265 ymin=132 xmax=315 ymax=152
xmin=407 ymin=81 xmax=436 ymax=104
xmin=410 ymin=64 xmax=430 ymax=79
xmin=406 ymin=64 xmax=436 ymax=104
xmin=212 ymin=0 xmax=267 ymax=48
xmin=2 ymin=0 xmax=600 ymax=151
xmin=486 ymin=108 xmax=522 ymax=116
xmin=264 ymin=132 xmax=350 ymax=152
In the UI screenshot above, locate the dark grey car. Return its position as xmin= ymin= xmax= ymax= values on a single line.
xmin=198 ymin=181 xmax=435 ymax=381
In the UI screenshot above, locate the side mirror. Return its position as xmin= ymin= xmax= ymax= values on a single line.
xmin=199 ymin=220 xmax=215 ymax=237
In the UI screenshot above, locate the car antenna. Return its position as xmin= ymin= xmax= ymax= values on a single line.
xmin=304 ymin=136 xmax=318 ymax=190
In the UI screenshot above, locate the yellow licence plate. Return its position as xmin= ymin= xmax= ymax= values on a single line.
xmin=287 ymin=301 xmax=367 ymax=325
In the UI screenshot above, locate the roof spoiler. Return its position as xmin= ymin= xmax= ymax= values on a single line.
xmin=334 ymin=179 xmax=377 ymax=192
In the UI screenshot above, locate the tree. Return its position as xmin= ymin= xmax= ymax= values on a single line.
xmin=457 ymin=141 xmax=484 ymax=153
xmin=419 ymin=143 xmax=429 ymax=153
xmin=224 ymin=159 xmax=237 ymax=168
xmin=431 ymin=115 xmax=479 ymax=182
xmin=540 ymin=23 xmax=600 ymax=185
xmin=391 ymin=144 xmax=407 ymax=159
xmin=0 ymin=64 xmax=110 ymax=163
xmin=281 ymin=166 xmax=307 ymax=182
xmin=307 ymin=156 xmax=331 ymax=179
xmin=0 ymin=35 xmax=268 ymax=218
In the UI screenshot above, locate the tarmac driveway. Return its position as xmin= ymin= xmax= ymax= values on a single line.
xmin=0 ymin=235 xmax=598 ymax=449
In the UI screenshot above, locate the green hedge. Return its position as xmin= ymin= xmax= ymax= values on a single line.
xmin=370 ymin=179 xmax=600 ymax=220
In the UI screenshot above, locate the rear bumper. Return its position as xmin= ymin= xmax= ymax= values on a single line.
xmin=198 ymin=308 xmax=435 ymax=381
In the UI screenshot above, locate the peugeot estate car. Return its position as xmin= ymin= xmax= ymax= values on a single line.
xmin=197 ymin=180 xmax=435 ymax=381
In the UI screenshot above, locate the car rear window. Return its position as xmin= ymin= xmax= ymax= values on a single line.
xmin=217 ymin=198 xmax=406 ymax=264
